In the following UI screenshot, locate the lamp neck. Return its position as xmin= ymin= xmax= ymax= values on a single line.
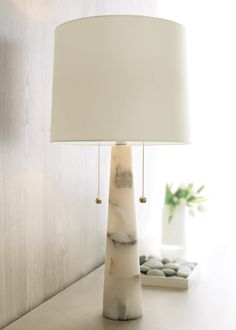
xmin=115 ymin=141 xmax=127 ymax=146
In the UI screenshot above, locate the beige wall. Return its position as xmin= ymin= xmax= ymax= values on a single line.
xmin=0 ymin=0 xmax=159 ymax=328
xmin=0 ymin=1 xmax=109 ymax=328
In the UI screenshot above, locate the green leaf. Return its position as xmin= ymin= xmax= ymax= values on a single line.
xmin=187 ymin=196 xmax=196 ymax=202
xmin=195 ymin=197 xmax=208 ymax=203
xmin=165 ymin=184 xmax=173 ymax=205
xmin=197 ymin=185 xmax=205 ymax=194
xmin=175 ymin=189 xmax=182 ymax=198
xmin=182 ymin=190 xmax=189 ymax=198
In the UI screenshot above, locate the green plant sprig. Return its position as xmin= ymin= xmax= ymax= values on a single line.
xmin=165 ymin=183 xmax=207 ymax=223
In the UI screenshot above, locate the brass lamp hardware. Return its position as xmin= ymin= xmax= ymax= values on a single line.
xmin=95 ymin=142 xmax=102 ymax=204
xmin=139 ymin=142 xmax=147 ymax=203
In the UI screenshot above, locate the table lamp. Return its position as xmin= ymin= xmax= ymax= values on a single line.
xmin=51 ymin=15 xmax=189 ymax=321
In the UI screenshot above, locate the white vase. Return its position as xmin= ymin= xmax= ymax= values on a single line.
xmin=161 ymin=205 xmax=186 ymax=258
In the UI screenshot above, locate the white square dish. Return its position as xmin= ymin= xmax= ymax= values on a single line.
xmin=141 ymin=263 xmax=200 ymax=289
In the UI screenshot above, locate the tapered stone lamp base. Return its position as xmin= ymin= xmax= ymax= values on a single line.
xmin=103 ymin=145 xmax=143 ymax=320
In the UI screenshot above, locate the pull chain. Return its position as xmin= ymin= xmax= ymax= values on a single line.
xmin=139 ymin=142 xmax=147 ymax=203
xmin=95 ymin=143 xmax=102 ymax=204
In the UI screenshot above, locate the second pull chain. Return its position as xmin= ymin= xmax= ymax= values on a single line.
xmin=95 ymin=142 xmax=102 ymax=204
xmin=139 ymin=142 xmax=147 ymax=203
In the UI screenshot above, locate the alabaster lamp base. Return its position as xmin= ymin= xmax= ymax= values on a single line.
xmin=103 ymin=144 xmax=143 ymax=320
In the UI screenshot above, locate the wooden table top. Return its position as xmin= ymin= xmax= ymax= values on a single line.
xmin=4 ymin=247 xmax=236 ymax=330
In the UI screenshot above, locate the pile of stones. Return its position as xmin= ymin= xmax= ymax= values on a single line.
xmin=139 ymin=255 xmax=197 ymax=278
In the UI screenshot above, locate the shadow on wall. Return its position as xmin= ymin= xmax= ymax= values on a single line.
xmin=11 ymin=0 xmax=63 ymax=22
xmin=0 ymin=35 xmax=29 ymax=329
xmin=0 ymin=37 xmax=26 ymax=146
xmin=0 ymin=36 xmax=26 ymax=233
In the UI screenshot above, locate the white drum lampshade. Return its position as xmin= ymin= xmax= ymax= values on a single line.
xmin=51 ymin=15 xmax=189 ymax=144
xmin=51 ymin=15 xmax=190 ymax=321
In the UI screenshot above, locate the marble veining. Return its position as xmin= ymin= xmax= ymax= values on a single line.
xmin=114 ymin=165 xmax=133 ymax=188
xmin=107 ymin=232 xmax=137 ymax=246
xmin=117 ymin=300 xmax=128 ymax=320
xmin=109 ymin=200 xmax=119 ymax=207
xmin=103 ymin=145 xmax=143 ymax=320
xmin=108 ymin=199 xmax=126 ymax=223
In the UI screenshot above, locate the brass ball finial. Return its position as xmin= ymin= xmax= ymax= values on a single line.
xmin=139 ymin=196 xmax=147 ymax=203
xmin=95 ymin=197 xmax=102 ymax=204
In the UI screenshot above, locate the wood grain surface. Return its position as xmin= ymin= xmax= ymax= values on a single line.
xmin=0 ymin=1 xmax=108 ymax=328
xmin=0 ymin=0 xmax=159 ymax=328
xmin=4 ymin=251 xmax=236 ymax=330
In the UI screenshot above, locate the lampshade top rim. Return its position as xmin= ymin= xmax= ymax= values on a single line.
xmin=56 ymin=15 xmax=185 ymax=31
